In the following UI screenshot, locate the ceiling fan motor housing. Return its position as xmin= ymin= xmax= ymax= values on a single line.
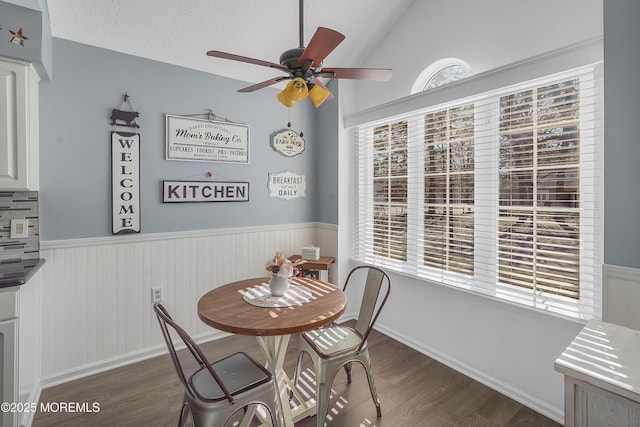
xmin=280 ymin=47 xmax=307 ymax=77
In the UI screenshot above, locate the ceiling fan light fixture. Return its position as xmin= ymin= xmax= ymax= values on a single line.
xmin=308 ymin=84 xmax=331 ymax=108
xmin=207 ymin=0 xmax=392 ymax=108
xmin=277 ymin=90 xmax=295 ymax=108
xmin=284 ymin=77 xmax=309 ymax=102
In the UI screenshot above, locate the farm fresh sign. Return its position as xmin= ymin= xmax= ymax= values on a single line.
xmin=166 ymin=115 xmax=249 ymax=163
xmin=271 ymin=129 xmax=305 ymax=157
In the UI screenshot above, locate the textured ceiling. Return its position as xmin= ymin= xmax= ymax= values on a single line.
xmin=29 ymin=0 xmax=414 ymax=88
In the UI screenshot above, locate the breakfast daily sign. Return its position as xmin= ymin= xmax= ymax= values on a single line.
xmin=267 ymin=171 xmax=306 ymax=200
xmin=166 ymin=115 xmax=249 ymax=163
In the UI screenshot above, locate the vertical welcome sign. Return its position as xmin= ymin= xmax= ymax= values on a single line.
xmin=112 ymin=132 xmax=140 ymax=234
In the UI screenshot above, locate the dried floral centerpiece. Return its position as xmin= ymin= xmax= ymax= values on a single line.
xmin=265 ymin=251 xmax=303 ymax=296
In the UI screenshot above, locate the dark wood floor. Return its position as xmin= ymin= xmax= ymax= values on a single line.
xmin=33 ymin=325 xmax=560 ymax=426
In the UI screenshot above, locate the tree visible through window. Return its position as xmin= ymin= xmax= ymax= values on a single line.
xmin=424 ymin=64 xmax=475 ymax=90
xmin=411 ymin=58 xmax=474 ymax=94
xmin=498 ymin=79 xmax=581 ymax=298
xmin=373 ymin=121 xmax=408 ymax=261
xmin=424 ymin=105 xmax=475 ymax=274
xmin=355 ymin=64 xmax=602 ymax=319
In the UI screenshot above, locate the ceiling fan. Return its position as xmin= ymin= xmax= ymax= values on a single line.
xmin=206 ymin=0 xmax=393 ymax=107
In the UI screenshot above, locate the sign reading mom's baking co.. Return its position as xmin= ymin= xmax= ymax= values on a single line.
xmin=163 ymin=180 xmax=249 ymax=203
xmin=166 ymin=115 xmax=249 ymax=163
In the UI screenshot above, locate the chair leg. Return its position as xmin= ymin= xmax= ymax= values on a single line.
xmin=269 ymin=387 xmax=282 ymax=427
xmin=344 ymin=361 xmax=352 ymax=384
xmin=315 ymin=361 xmax=346 ymax=427
xmin=293 ymin=350 xmax=305 ymax=389
xmin=361 ymin=354 xmax=382 ymax=418
xmin=315 ymin=379 xmax=331 ymax=427
xmin=178 ymin=402 xmax=190 ymax=427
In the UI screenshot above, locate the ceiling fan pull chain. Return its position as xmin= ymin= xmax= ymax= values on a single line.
xmin=300 ymin=106 xmax=304 ymax=137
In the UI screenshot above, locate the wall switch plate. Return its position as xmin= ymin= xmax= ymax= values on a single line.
xmin=151 ymin=287 xmax=163 ymax=303
xmin=10 ymin=219 xmax=29 ymax=239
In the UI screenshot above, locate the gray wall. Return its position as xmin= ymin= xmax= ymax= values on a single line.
xmin=315 ymin=80 xmax=339 ymax=225
xmin=604 ymin=0 xmax=640 ymax=269
xmin=39 ymin=38 xmax=322 ymax=240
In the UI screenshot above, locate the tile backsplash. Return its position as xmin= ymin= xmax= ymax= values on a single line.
xmin=0 ymin=191 xmax=39 ymax=261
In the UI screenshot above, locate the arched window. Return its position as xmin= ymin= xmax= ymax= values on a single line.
xmin=411 ymin=58 xmax=474 ymax=94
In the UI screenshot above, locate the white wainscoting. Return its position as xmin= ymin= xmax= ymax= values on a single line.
xmin=39 ymin=222 xmax=337 ymax=388
xmin=603 ymin=263 xmax=640 ymax=330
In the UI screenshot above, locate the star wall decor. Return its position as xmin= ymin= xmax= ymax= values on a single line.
xmin=9 ymin=28 xmax=28 ymax=47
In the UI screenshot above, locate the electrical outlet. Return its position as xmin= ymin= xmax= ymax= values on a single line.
xmin=10 ymin=219 xmax=29 ymax=239
xmin=151 ymin=287 xmax=163 ymax=303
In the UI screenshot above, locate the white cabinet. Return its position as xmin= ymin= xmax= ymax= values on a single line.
xmin=0 ymin=59 xmax=39 ymax=191
xmin=18 ymin=268 xmax=42 ymax=427
xmin=0 ymin=289 xmax=18 ymax=427
xmin=555 ymin=320 xmax=640 ymax=426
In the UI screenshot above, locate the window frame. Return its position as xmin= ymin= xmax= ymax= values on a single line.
xmin=354 ymin=64 xmax=603 ymax=320
xmin=411 ymin=58 xmax=475 ymax=95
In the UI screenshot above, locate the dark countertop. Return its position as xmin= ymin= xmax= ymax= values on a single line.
xmin=0 ymin=258 xmax=46 ymax=288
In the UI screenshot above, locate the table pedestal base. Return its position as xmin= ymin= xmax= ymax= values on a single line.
xmin=241 ymin=335 xmax=317 ymax=427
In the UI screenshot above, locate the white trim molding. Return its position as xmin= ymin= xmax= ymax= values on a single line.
xmin=345 ymin=37 xmax=602 ymax=128
xmin=41 ymin=222 xmax=337 ymax=250
xmin=603 ymin=263 xmax=640 ymax=330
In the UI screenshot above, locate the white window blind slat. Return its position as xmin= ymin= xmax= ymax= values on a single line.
xmin=353 ymin=64 xmax=603 ymax=320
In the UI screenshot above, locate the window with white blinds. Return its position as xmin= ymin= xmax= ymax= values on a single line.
xmin=372 ymin=121 xmax=408 ymax=261
xmin=354 ymin=64 xmax=603 ymax=319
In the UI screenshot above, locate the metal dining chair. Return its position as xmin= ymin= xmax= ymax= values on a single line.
xmin=293 ymin=265 xmax=391 ymax=427
xmin=153 ymin=303 xmax=281 ymax=427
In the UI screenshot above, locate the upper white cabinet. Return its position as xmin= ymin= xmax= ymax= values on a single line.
xmin=0 ymin=59 xmax=39 ymax=191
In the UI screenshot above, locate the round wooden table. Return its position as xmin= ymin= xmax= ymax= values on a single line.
xmin=197 ymin=276 xmax=347 ymax=427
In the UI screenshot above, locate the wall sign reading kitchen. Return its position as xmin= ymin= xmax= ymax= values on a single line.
xmin=166 ymin=115 xmax=249 ymax=164
xmin=267 ymin=171 xmax=306 ymax=200
xmin=163 ymin=180 xmax=249 ymax=203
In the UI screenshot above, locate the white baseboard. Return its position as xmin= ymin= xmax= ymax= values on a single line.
xmin=334 ymin=313 xmax=563 ymax=422
xmin=40 ymin=329 xmax=227 ymax=390
xmin=372 ymin=322 xmax=564 ymax=424
xmin=18 ymin=378 xmax=41 ymax=427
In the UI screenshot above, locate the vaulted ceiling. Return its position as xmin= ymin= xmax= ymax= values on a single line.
xmin=13 ymin=0 xmax=415 ymax=88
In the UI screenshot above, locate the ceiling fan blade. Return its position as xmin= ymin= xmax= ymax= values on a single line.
xmin=311 ymin=77 xmax=335 ymax=100
xmin=299 ymin=27 xmax=345 ymax=67
xmin=207 ymin=50 xmax=289 ymax=73
xmin=316 ymin=67 xmax=393 ymax=81
xmin=238 ymin=76 xmax=289 ymax=93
